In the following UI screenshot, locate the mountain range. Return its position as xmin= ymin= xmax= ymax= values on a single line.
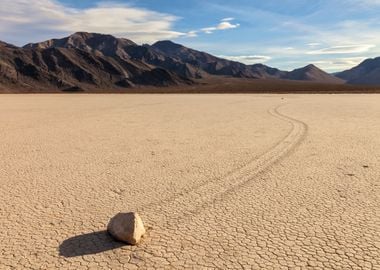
xmin=0 ymin=32 xmax=379 ymax=92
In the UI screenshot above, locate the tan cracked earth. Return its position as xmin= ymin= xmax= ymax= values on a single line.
xmin=0 ymin=94 xmax=379 ymax=269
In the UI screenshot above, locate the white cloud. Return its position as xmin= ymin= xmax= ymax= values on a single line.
xmin=219 ymin=55 xmax=271 ymax=64
xmin=0 ymin=0 xmax=186 ymax=45
xmin=221 ymin=17 xmax=235 ymax=22
xmin=201 ymin=19 xmax=240 ymax=34
xmin=307 ymin=44 xmax=376 ymax=55
xmin=218 ymin=21 xmax=240 ymax=30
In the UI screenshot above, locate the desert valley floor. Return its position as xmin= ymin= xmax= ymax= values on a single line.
xmin=0 ymin=94 xmax=379 ymax=269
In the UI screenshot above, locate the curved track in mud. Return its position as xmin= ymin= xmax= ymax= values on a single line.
xmin=140 ymin=103 xmax=309 ymax=226
xmin=124 ymin=102 xmax=310 ymax=268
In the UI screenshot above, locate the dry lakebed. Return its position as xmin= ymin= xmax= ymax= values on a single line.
xmin=0 ymin=94 xmax=379 ymax=269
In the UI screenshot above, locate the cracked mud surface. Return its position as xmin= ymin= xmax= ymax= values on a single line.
xmin=0 ymin=94 xmax=379 ymax=269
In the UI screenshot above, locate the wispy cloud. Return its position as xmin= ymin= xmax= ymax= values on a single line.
xmin=186 ymin=31 xmax=198 ymax=38
xmin=219 ymin=55 xmax=271 ymax=64
xmin=221 ymin=17 xmax=235 ymax=22
xmin=0 ymin=0 xmax=186 ymax=45
xmin=307 ymin=44 xmax=376 ymax=55
xmin=311 ymin=57 xmax=367 ymax=71
xmin=279 ymin=19 xmax=380 ymax=51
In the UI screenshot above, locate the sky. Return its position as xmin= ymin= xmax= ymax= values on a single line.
xmin=1 ymin=0 xmax=380 ymax=72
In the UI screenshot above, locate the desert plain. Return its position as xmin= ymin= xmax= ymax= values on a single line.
xmin=0 ymin=94 xmax=379 ymax=269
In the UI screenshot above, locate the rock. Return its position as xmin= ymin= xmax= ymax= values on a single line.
xmin=107 ymin=212 xmax=146 ymax=245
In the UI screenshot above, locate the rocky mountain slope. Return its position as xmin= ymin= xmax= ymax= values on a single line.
xmin=152 ymin=40 xmax=286 ymax=79
xmin=0 ymin=32 xmax=346 ymax=91
xmin=336 ymin=57 xmax=380 ymax=85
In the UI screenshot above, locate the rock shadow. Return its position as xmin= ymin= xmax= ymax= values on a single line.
xmin=59 ymin=230 xmax=125 ymax=257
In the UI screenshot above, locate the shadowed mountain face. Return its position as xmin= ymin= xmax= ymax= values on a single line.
xmin=336 ymin=57 xmax=380 ymax=85
xmin=0 ymin=32 xmax=346 ymax=92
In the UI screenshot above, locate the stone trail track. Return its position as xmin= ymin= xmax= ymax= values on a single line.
xmin=138 ymin=104 xmax=309 ymax=225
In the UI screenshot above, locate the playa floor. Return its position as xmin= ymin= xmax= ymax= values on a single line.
xmin=0 ymin=94 xmax=379 ymax=269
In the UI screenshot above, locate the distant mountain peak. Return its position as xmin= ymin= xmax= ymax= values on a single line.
xmin=23 ymin=32 xmax=136 ymax=50
xmin=69 ymin=32 xmax=135 ymax=43
xmin=153 ymin=40 xmax=184 ymax=49
xmin=70 ymin=31 xmax=94 ymax=38
xmin=298 ymin=64 xmax=319 ymax=71
xmin=305 ymin=63 xmax=317 ymax=68
xmin=154 ymin=40 xmax=179 ymax=45
xmin=285 ymin=64 xmax=344 ymax=84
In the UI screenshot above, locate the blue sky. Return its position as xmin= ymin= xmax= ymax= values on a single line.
xmin=1 ymin=0 xmax=380 ymax=71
